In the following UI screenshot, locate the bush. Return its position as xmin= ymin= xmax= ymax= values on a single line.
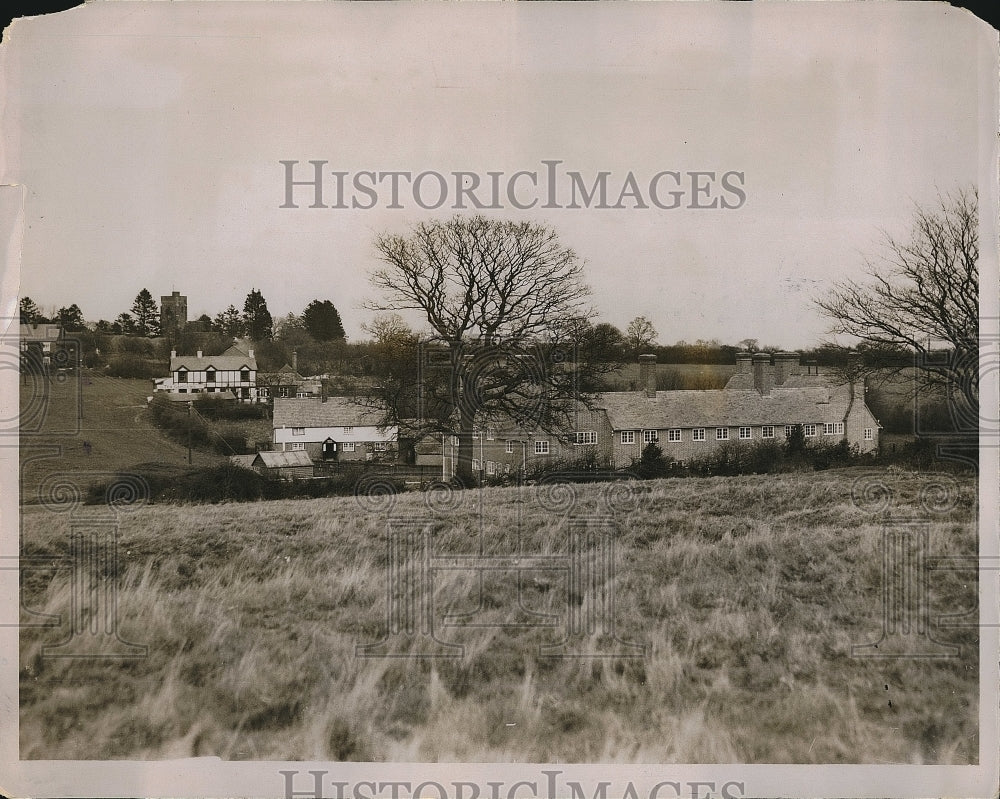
xmin=636 ymin=442 xmax=670 ymax=478
xmin=106 ymin=354 xmax=162 ymax=379
xmin=193 ymin=395 xmax=269 ymax=421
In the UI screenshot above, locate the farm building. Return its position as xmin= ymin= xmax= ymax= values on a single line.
xmin=272 ymin=396 xmax=398 ymax=462
xmin=153 ymin=343 xmax=261 ymax=402
xmin=256 ymin=352 xmax=322 ymax=400
xmin=249 ymin=450 xmax=315 ymax=479
xmin=413 ymin=351 xmax=880 ymax=479
xmin=19 ymin=322 xmax=64 ymax=368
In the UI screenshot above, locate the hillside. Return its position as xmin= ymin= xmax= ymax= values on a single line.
xmin=19 ymin=369 xmax=224 ymax=503
xmin=19 ymin=469 xmax=978 ymax=762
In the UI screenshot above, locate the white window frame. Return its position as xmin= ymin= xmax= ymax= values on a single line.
xmin=296 ymin=392 xmax=310 ymax=399
xmin=667 ymin=429 xmax=682 ymax=442
xmin=290 ymin=442 xmax=306 ymax=451
xmin=621 ymin=430 xmax=636 ymax=445
xmin=864 ymin=428 xmax=874 ymax=441
xmin=692 ymin=428 xmax=706 ymax=441
xmin=738 ymin=426 xmax=752 ymax=440
xmin=486 ymin=428 xmax=495 ymax=441
xmin=642 ymin=430 xmax=659 ymax=444
xmin=506 ymin=441 xmax=514 ymax=454
xmin=716 ymin=428 xmax=729 ymax=440
xmin=761 ymin=426 xmax=774 ymax=439
xmin=257 ymin=387 xmax=269 ymax=398
xmin=784 ymin=425 xmax=794 ymax=438
xmin=292 ymin=427 xmax=305 ymax=436
xmin=472 ymin=458 xmax=480 ymax=471
xmin=574 ymin=431 xmax=597 ymax=445
xmin=804 ymin=424 xmax=817 ymax=437
xmin=341 ymin=442 xmax=356 ymax=452
xmin=373 ymin=442 xmax=388 ymax=452
xmin=343 ymin=426 xmax=354 ymax=435
xmin=486 ymin=461 xmax=496 ymax=475
xmin=535 ymin=440 xmax=550 ymax=455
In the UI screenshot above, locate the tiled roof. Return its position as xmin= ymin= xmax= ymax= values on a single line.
xmin=19 ymin=323 xmax=62 ymax=342
xmin=170 ymin=352 xmax=257 ymax=371
xmin=596 ymin=386 xmax=851 ymax=430
xmin=229 ymin=454 xmax=257 ymax=469
xmin=272 ymin=397 xmax=391 ymax=429
xmin=253 ymin=450 xmax=313 ymax=468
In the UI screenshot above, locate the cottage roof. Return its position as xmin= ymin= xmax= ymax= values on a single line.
xmin=253 ymin=450 xmax=313 ymax=468
xmin=19 ymin=323 xmax=63 ymax=342
xmin=596 ymin=386 xmax=852 ymax=430
xmin=229 ymin=454 xmax=257 ymax=469
xmin=272 ymin=396 xmax=391 ymax=429
xmin=170 ymin=348 xmax=257 ymax=372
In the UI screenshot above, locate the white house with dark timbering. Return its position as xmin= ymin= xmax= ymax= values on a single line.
xmin=153 ymin=343 xmax=260 ymax=401
xmin=272 ymin=396 xmax=398 ymax=462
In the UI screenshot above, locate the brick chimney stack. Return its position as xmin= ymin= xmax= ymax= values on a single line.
xmin=736 ymin=351 xmax=752 ymax=375
xmin=773 ymin=351 xmax=799 ymax=386
xmin=638 ymin=353 xmax=657 ymax=399
xmin=752 ymin=353 xmax=773 ymax=396
xmin=196 ymin=350 xmax=203 ymax=358
xmin=248 ymin=348 xmax=254 ymax=359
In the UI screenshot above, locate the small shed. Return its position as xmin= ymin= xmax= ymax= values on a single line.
xmin=252 ymin=450 xmax=314 ymax=480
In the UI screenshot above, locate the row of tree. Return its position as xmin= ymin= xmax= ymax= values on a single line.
xmin=20 ymin=289 xmax=347 ymax=344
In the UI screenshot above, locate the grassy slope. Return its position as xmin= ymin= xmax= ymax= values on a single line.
xmin=19 ymin=469 xmax=978 ymax=763
xmin=19 ymin=370 xmax=223 ymax=503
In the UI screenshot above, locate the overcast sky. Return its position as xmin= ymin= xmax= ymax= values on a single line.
xmin=2 ymin=1 xmax=995 ymax=348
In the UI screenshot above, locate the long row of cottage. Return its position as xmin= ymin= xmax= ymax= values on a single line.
xmin=174 ymin=349 xmax=878 ymax=478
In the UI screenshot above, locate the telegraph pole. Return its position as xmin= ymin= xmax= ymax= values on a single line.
xmin=187 ymin=401 xmax=193 ymax=464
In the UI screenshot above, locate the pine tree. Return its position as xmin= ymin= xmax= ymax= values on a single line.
xmin=130 ymin=289 xmax=159 ymax=336
xmin=243 ymin=288 xmax=273 ymax=340
xmin=302 ymin=299 xmax=346 ymax=341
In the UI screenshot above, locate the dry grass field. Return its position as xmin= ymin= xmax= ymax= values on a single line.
xmin=19 ymin=468 xmax=978 ymax=763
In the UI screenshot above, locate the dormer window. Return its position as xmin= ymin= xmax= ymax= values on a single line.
xmin=240 ymin=368 xmax=250 ymax=382
xmin=206 ymin=368 xmax=215 ymax=383
xmin=176 ymin=368 xmax=187 ymax=383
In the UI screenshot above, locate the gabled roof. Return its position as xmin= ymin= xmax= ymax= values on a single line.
xmin=229 ymin=454 xmax=257 ymax=469
xmin=272 ymin=396 xmax=392 ymax=429
xmin=170 ymin=351 xmax=257 ymax=371
xmin=596 ymin=386 xmax=852 ymax=430
xmin=19 ymin=323 xmax=62 ymax=342
xmin=259 ymin=364 xmax=305 ymax=383
xmin=253 ymin=450 xmax=313 ymax=468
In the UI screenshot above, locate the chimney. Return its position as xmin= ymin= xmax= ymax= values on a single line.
xmin=773 ymin=351 xmax=799 ymax=386
xmin=752 ymin=353 xmax=773 ymax=396
xmin=321 ymin=379 xmax=328 ymax=403
xmin=638 ymin=353 xmax=657 ymax=399
xmin=196 ymin=349 xmax=203 ymax=358
xmin=292 ymin=350 xmax=297 ymax=373
xmin=170 ymin=349 xmax=176 ymax=358
xmin=735 ymin=351 xmax=752 ymax=374
xmin=248 ymin=348 xmax=254 ymax=358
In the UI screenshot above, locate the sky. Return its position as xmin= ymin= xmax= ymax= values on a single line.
xmin=1 ymin=1 xmax=996 ymax=349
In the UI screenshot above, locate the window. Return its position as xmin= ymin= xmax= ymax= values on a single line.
xmin=178 ymin=388 xmax=187 ymax=393
xmin=240 ymin=369 xmax=250 ymax=382
xmin=535 ymin=440 xmax=550 ymax=455
xmin=667 ymin=429 xmax=682 ymax=442
xmin=451 ymin=435 xmax=459 ymax=447
xmin=761 ymin=426 xmax=774 ymax=439
xmin=823 ymin=422 xmax=845 ymax=435
xmin=472 ymin=458 xmax=480 ymax=471
xmin=206 ymin=369 xmax=215 ymax=383
xmin=290 ymin=442 xmax=305 ymax=451
xmin=342 ymin=442 xmax=356 ymax=452
xmin=692 ymin=428 xmax=706 ymax=441
xmin=506 ymin=441 xmax=514 ymax=454
xmin=278 ymin=387 xmax=290 ymax=398
xmin=574 ymin=431 xmax=597 ymax=445
xmin=292 ymin=427 xmax=305 ymax=436
xmin=804 ymin=424 xmax=817 ymax=437
xmin=739 ymin=427 xmax=752 ymax=440
xmin=643 ymin=430 xmax=659 ymax=444
xmin=257 ymin=387 xmax=269 ymax=398
xmin=486 ymin=428 xmax=495 ymax=441
xmin=373 ymin=442 xmax=388 ymax=452
xmin=343 ymin=426 xmax=354 ymax=435
xmin=784 ymin=425 xmax=794 ymax=438
xmin=716 ymin=428 xmax=729 ymax=440
xmin=296 ymin=392 xmax=310 ymax=399
xmin=486 ymin=461 xmax=496 ymax=475
xmin=177 ymin=369 xmax=187 ymax=383
xmin=864 ymin=428 xmax=874 ymax=441
xmin=207 ymin=387 xmax=215 ymax=393
xmin=621 ymin=431 xmax=635 ymax=445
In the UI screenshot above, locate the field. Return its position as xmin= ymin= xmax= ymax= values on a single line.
xmin=19 ymin=468 xmax=979 ymax=763
xmin=18 ymin=370 xmax=224 ymax=503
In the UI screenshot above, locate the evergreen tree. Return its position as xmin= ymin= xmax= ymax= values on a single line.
xmin=130 ymin=289 xmax=159 ymax=336
xmin=302 ymin=299 xmax=347 ymax=341
xmin=213 ymin=305 xmax=244 ymax=338
xmin=57 ymin=304 xmax=85 ymax=332
xmin=243 ymin=288 xmax=273 ymax=340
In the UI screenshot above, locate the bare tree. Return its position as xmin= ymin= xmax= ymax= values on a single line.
xmin=816 ymin=186 xmax=979 ymax=415
xmin=369 ymin=215 xmax=594 ymax=486
xmin=626 ymin=315 xmax=658 ymax=355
